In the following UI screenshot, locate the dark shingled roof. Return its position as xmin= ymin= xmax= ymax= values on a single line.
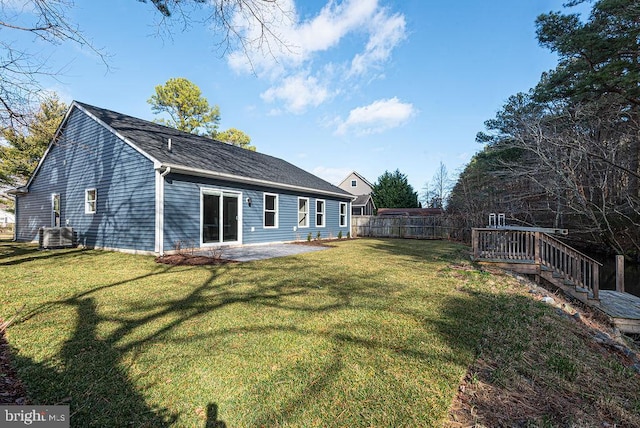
xmin=75 ymin=101 xmax=351 ymax=197
xmin=352 ymin=194 xmax=372 ymax=207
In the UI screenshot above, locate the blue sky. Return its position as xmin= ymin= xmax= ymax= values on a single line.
xmin=13 ymin=0 xmax=582 ymax=196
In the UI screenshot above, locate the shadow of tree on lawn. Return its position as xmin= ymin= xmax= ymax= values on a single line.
xmin=12 ymin=296 xmax=178 ymax=426
xmin=7 ymin=239 xmax=513 ymax=426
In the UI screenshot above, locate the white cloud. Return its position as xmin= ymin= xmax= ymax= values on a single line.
xmin=349 ymin=10 xmax=406 ymax=76
xmin=4 ymin=0 xmax=36 ymax=12
xmin=43 ymin=86 xmax=73 ymax=105
xmin=227 ymin=0 xmax=407 ymax=111
xmin=260 ymin=73 xmax=332 ymax=114
xmin=312 ymin=166 xmax=353 ymax=185
xmin=335 ymin=97 xmax=415 ymax=136
xmin=295 ymin=0 xmax=378 ymax=55
xmin=228 ymin=0 xmax=381 ymax=75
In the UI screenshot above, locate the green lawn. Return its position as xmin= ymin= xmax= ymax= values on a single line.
xmin=1 ymin=239 xmax=639 ymax=427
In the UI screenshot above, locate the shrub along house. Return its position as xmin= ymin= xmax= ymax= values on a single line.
xmin=10 ymin=101 xmax=353 ymax=254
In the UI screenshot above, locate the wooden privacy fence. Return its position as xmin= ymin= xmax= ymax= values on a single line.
xmin=352 ymin=215 xmax=460 ymax=240
xmin=472 ymin=228 xmax=601 ymax=299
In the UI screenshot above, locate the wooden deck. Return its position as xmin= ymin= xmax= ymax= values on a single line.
xmin=472 ymin=228 xmax=640 ymax=334
xmin=597 ymin=291 xmax=640 ymax=334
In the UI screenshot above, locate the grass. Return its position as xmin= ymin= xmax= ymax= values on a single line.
xmin=0 ymin=230 xmax=12 ymax=240
xmin=1 ymin=238 xmax=639 ymax=427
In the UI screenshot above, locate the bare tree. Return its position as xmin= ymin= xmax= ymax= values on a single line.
xmin=0 ymin=0 xmax=291 ymax=127
xmin=472 ymin=92 xmax=640 ymax=255
xmin=0 ymin=0 xmax=107 ymax=126
xmin=140 ymin=0 xmax=293 ymax=64
xmin=422 ymin=162 xmax=452 ymax=208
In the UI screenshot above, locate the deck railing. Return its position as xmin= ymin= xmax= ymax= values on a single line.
xmin=472 ymin=228 xmax=537 ymax=261
xmin=472 ymin=228 xmax=601 ymax=299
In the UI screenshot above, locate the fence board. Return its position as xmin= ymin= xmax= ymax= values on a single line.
xmin=352 ymin=215 xmax=458 ymax=240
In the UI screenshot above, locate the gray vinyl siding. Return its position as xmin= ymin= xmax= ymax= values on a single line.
xmin=338 ymin=172 xmax=373 ymax=196
xmin=16 ymin=108 xmax=156 ymax=251
xmin=163 ymin=173 xmax=350 ymax=249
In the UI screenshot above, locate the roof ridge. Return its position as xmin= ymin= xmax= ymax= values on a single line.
xmin=71 ymin=101 xmax=352 ymax=198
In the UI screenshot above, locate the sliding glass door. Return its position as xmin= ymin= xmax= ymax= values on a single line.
xmin=202 ymin=190 xmax=241 ymax=245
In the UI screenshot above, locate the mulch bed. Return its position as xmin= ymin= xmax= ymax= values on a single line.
xmin=291 ymin=238 xmax=354 ymax=247
xmin=155 ymin=254 xmax=238 ymax=266
xmin=0 ymin=327 xmax=29 ymax=405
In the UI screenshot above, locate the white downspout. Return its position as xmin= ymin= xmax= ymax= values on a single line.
xmin=156 ymin=167 xmax=171 ymax=255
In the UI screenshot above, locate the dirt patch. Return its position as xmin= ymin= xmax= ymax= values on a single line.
xmin=155 ymin=254 xmax=238 ymax=266
xmin=0 ymin=327 xmax=29 ymax=405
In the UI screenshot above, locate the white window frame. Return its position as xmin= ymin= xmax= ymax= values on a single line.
xmin=199 ymin=187 xmax=243 ymax=246
xmin=52 ymin=193 xmax=61 ymax=226
xmin=351 ymin=179 xmax=357 ymax=187
xmin=298 ymin=197 xmax=309 ymax=228
xmin=85 ymin=189 xmax=97 ymax=214
xmin=315 ymin=199 xmax=325 ymax=227
xmin=339 ymin=202 xmax=348 ymax=227
xmin=263 ymin=193 xmax=279 ymax=229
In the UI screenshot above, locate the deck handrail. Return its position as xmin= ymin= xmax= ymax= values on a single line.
xmin=537 ymin=232 xmax=601 ymax=299
xmin=472 ymin=228 xmax=601 ymax=299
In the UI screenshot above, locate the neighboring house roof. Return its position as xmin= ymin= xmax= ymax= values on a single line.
xmin=352 ymin=194 xmax=373 ymax=207
xmin=343 ymin=171 xmax=374 ymax=189
xmin=338 ymin=171 xmax=373 ymax=195
xmin=377 ymin=208 xmax=444 ymax=216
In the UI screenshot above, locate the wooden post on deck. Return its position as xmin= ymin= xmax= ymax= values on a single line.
xmin=616 ymin=255 xmax=625 ymax=293
xmin=472 ymin=229 xmax=479 ymax=259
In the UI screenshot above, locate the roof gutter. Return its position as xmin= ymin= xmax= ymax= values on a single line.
xmin=156 ymin=164 xmax=356 ymax=200
xmin=6 ymin=187 xmax=27 ymax=196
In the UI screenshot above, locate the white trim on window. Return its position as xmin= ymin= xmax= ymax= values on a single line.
xmin=52 ymin=193 xmax=61 ymax=226
xmin=351 ymin=179 xmax=357 ymax=187
xmin=315 ymin=199 xmax=325 ymax=227
xmin=85 ymin=189 xmax=97 ymax=214
xmin=200 ymin=187 xmax=243 ymax=246
xmin=298 ymin=197 xmax=309 ymax=228
xmin=263 ymin=193 xmax=279 ymax=229
xmin=339 ymin=202 xmax=348 ymax=227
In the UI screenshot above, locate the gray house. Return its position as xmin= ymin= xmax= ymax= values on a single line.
xmin=338 ymin=171 xmax=376 ymax=216
xmin=11 ymin=101 xmax=353 ymax=254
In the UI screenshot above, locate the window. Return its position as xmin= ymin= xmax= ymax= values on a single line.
xmin=351 ymin=179 xmax=357 ymax=187
xmin=52 ymin=194 xmax=60 ymax=226
xmin=339 ymin=202 xmax=348 ymax=227
xmin=264 ymin=193 xmax=278 ymax=228
xmin=85 ymin=189 xmax=97 ymax=214
xmin=316 ymin=199 xmax=325 ymax=227
xmin=298 ymin=197 xmax=309 ymax=227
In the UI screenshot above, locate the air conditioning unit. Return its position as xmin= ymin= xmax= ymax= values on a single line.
xmin=39 ymin=227 xmax=75 ymax=249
